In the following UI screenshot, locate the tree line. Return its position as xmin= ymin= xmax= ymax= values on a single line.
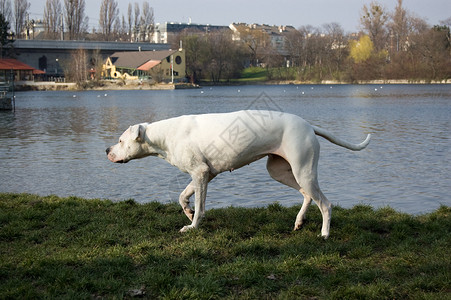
xmin=0 ymin=0 xmax=153 ymax=41
xmin=0 ymin=0 xmax=449 ymax=83
xmin=178 ymin=0 xmax=450 ymax=83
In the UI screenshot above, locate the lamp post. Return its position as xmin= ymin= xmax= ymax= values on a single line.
xmin=171 ymin=55 xmax=174 ymax=84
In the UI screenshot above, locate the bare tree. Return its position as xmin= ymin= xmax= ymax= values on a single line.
xmin=13 ymin=0 xmax=30 ymax=38
xmin=323 ymin=22 xmax=348 ymax=78
xmin=133 ymin=2 xmax=141 ymax=41
xmin=64 ymin=0 xmax=88 ymax=40
xmin=127 ymin=2 xmax=132 ymax=39
xmin=140 ymin=0 xmax=153 ymax=41
xmin=0 ymin=0 xmax=12 ymax=25
xmin=284 ymin=29 xmax=303 ymax=67
xmin=64 ymin=47 xmax=87 ymax=86
xmin=43 ymin=0 xmax=61 ymax=39
xmin=388 ymin=0 xmax=409 ymax=52
xmin=99 ymin=0 xmax=118 ymax=41
xmin=234 ymin=24 xmax=270 ymax=66
xmin=360 ymin=1 xmax=389 ymax=51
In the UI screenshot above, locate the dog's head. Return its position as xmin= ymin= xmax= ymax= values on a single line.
xmin=106 ymin=124 xmax=149 ymax=163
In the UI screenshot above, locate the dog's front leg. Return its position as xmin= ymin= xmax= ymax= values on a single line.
xmin=179 ymin=181 xmax=195 ymax=221
xmin=180 ymin=165 xmax=210 ymax=233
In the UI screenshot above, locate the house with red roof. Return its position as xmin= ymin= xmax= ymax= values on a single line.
xmin=104 ymin=49 xmax=185 ymax=82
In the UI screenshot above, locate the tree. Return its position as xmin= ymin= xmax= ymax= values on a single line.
xmin=127 ymin=3 xmax=132 ymax=40
xmin=178 ymin=30 xmax=246 ymax=83
xmin=64 ymin=47 xmax=87 ymax=86
xmin=0 ymin=0 xmax=12 ymax=26
xmin=139 ymin=0 xmax=153 ymax=41
xmin=178 ymin=33 xmax=208 ymax=83
xmin=64 ymin=0 xmax=88 ymax=40
xmin=409 ymin=25 xmax=451 ymax=80
xmin=284 ymin=29 xmax=303 ymax=67
xmin=323 ymin=22 xmax=348 ymax=79
xmin=133 ymin=2 xmax=139 ymax=40
xmin=43 ymin=0 xmax=62 ymax=39
xmin=233 ymin=24 xmax=270 ymax=66
xmin=128 ymin=1 xmax=153 ymax=42
xmin=349 ymin=35 xmax=374 ymax=63
xmin=89 ymin=48 xmax=103 ymax=82
xmin=285 ymin=25 xmax=331 ymax=81
xmin=13 ymin=0 xmax=29 ymax=38
xmin=0 ymin=12 xmax=14 ymax=58
xmin=360 ymin=1 xmax=389 ymax=51
xmin=99 ymin=0 xmax=118 ymax=41
xmin=206 ymin=31 xmax=246 ymax=82
xmin=389 ymin=0 xmax=408 ymax=52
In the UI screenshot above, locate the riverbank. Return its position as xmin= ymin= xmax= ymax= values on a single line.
xmin=1 ymin=193 xmax=449 ymax=299
xmin=14 ymin=80 xmax=200 ymax=91
xmin=13 ymin=78 xmax=449 ymax=91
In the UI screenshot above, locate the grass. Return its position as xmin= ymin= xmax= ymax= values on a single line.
xmin=236 ymin=67 xmax=268 ymax=83
xmin=1 ymin=193 xmax=450 ymax=299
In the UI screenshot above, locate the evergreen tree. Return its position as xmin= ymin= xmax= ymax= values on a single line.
xmin=0 ymin=13 xmax=14 ymax=58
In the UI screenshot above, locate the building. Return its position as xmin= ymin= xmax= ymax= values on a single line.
xmin=229 ymin=23 xmax=297 ymax=56
xmin=0 ymin=58 xmax=44 ymax=82
xmin=104 ymin=49 xmax=186 ymax=82
xmin=153 ymin=22 xmax=230 ymax=44
xmin=13 ymin=40 xmax=170 ymax=77
xmin=0 ymin=58 xmax=44 ymax=110
xmin=21 ymin=19 xmax=46 ymax=40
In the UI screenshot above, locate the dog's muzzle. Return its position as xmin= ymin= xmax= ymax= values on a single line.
xmin=106 ymin=147 xmax=125 ymax=163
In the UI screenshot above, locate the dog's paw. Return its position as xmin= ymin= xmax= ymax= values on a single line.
xmin=293 ymin=222 xmax=303 ymax=231
xmin=318 ymin=233 xmax=329 ymax=240
xmin=179 ymin=225 xmax=194 ymax=233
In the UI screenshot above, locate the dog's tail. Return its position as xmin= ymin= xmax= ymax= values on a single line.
xmin=312 ymin=126 xmax=371 ymax=151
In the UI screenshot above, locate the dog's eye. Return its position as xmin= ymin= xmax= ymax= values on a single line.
xmin=119 ymin=139 xmax=122 ymax=143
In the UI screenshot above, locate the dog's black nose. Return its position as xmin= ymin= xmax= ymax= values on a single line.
xmin=106 ymin=147 xmax=111 ymax=155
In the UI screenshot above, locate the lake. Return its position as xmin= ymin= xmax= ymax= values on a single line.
xmin=0 ymin=84 xmax=449 ymax=214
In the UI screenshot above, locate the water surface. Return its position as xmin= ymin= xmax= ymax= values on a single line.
xmin=1 ymin=84 xmax=449 ymax=214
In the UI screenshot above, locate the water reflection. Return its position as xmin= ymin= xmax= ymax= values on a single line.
xmin=0 ymin=85 xmax=450 ymax=214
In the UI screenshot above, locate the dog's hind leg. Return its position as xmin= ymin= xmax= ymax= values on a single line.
xmin=283 ymin=135 xmax=332 ymax=239
xmin=294 ymin=188 xmax=312 ymax=231
xmin=266 ymin=154 xmax=312 ymax=231
xmin=300 ymin=182 xmax=331 ymax=239
xmin=292 ymin=168 xmax=332 ymax=239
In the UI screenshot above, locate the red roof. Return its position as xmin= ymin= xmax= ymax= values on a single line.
xmin=137 ymin=60 xmax=161 ymax=71
xmin=33 ymin=69 xmax=46 ymax=74
xmin=0 ymin=58 xmax=44 ymax=73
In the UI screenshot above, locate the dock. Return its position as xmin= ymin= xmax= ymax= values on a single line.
xmin=0 ymin=82 xmax=14 ymax=111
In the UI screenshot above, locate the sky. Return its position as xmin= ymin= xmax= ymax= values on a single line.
xmin=28 ymin=0 xmax=450 ymax=33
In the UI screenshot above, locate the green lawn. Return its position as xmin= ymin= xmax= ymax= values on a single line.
xmin=237 ymin=67 xmax=268 ymax=82
xmin=1 ymin=193 xmax=450 ymax=299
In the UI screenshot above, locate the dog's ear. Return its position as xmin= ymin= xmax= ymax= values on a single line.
xmin=129 ymin=124 xmax=146 ymax=141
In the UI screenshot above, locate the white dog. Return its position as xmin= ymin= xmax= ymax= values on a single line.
xmin=106 ymin=110 xmax=371 ymax=238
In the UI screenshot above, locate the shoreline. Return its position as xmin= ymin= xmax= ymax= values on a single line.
xmin=13 ymin=78 xmax=450 ymax=91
